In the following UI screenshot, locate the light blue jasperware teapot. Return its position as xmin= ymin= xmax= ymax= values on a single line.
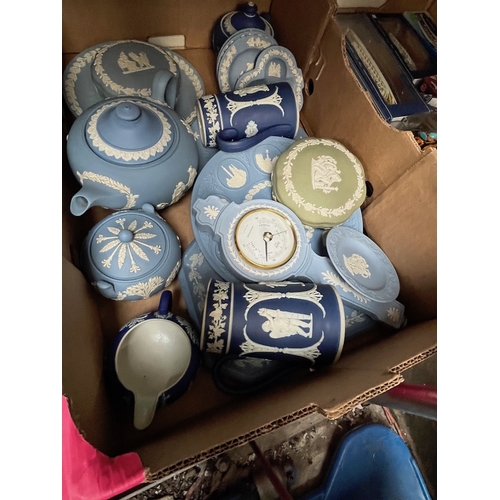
xmin=66 ymin=95 xmax=199 ymax=216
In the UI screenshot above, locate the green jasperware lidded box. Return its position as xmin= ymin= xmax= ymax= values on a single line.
xmin=272 ymin=138 xmax=367 ymax=228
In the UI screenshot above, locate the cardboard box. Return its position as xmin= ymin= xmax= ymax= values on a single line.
xmin=62 ymin=0 xmax=437 ymax=487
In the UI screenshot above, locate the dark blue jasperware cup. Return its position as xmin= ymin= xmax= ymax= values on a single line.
xmin=196 ymin=82 xmax=299 ymax=151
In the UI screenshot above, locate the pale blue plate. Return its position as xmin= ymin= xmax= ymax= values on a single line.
xmin=326 ymin=226 xmax=400 ymax=303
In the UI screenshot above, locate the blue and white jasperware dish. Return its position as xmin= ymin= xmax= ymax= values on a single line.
xmin=234 ymin=45 xmax=304 ymax=109
xmin=325 ymin=226 xmax=400 ymax=303
xmin=67 ymin=96 xmax=198 ymax=216
xmin=63 ymin=39 xmax=205 ymax=124
xmin=80 ymin=204 xmax=182 ymax=301
xmin=212 ymin=2 xmax=274 ymax=53
xmin=217 ymin=28 xmax=278 ymax=92
xmin=196 ymin=82 xmax=299 ymax=151
xmin=106 ymin=290 xmax=200 ymax=430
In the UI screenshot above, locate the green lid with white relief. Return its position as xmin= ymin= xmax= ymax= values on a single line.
xmin=272 ymin=138 xmax=367 ymax=228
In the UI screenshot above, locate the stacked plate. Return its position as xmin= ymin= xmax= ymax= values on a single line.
xmin=216 ymin=29 xmax=304 ymax=109
xmin=63 ymin=39 xmax=205 ymax=124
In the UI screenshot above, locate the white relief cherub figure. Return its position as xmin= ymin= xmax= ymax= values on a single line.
xmin=258 ymin=308 xmax=313 ymax=339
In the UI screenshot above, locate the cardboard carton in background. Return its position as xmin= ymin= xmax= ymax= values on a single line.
xmin=62 ymin=0 xmax=437 ymax=482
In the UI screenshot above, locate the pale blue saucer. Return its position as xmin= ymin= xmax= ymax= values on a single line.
xmin=326 ymin=226 xmax=400 ymax=303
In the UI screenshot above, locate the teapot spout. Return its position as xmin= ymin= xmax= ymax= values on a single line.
xmin=70 ymin=185 xmax=131 ymax=216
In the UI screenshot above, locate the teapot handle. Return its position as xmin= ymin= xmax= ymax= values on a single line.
xmin=151 ymin=69 xmax=178 ymax=109
xmin=158 ymin=290 xmax=172 ymax=316
xmin=216 ymin=124 xmax=294 ymax=152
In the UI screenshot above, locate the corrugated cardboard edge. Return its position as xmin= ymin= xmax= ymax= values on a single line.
xmin=144 ymin=345 xmax=435 ymax=482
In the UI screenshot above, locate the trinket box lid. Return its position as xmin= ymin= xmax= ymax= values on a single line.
xmin=272 ymin=138 xmax=367 ymax=227
xmin=82 ymin=204 xmax=181 ymax=286
xmin=90 ymin=40 xmax=178 ymax=100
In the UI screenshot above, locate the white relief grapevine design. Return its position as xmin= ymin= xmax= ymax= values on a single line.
xmin=206 ymin=281 xmax=230 ymax=353
xmin=188 ymin=252 xmax=208 ymax=314
xmin=96 ymin=218 xmax=161 ymax=273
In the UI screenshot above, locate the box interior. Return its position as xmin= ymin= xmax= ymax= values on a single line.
xmin=62 ymin=0 xmax=437 ymax=479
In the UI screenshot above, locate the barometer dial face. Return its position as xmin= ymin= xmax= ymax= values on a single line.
xmin=234 ymin=208 xmax=297 ymax=269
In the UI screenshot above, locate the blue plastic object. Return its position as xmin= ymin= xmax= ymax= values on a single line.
xmin=302 ymin=424 xmax=431 ymax=500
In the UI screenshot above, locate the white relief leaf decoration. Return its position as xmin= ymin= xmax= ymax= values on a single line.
xmin=117 ymin=245 xmax=127 ymax=269
xmin=107 ymin=227 xmax=121 ymax=235
xmin=129 ymin=242 xmax=150 ymax=261
xmin=115 ymin=276 xmax=165 ymax=300
xmin=204 ymin=206 xmax=220 ymax=219
xmin=128 ymin=220 xmax=137 ymax=231
xmin=99 ymin=240 xmax=121 ymax=253
xmin=133 ymin=232 xmax=157 ymax=240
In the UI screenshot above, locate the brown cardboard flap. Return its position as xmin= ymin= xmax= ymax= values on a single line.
xmin=334 ymin=319 xmax=437 ymax=372
xmin=362 ymin=149 xmax=437 ymax=323
xmin=62 ymin=0 xmax=271 ymax=53
xmin=270 ymin=0 xmax=335 ymax=76
xmin=62 ymin=256 xmax=115 ymax=454
xmin=336 ymin=0 xmax=432 ymax=14
xmin=134 ymin=364 xmax=400 ymax=475
xmin=300 ymin=16 xmax=423 ymax=203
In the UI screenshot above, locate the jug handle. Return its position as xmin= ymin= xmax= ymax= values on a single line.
xmin=151 ymin=69 xmax=178 ymax=109
xmin=216 ymin=124 xmax=294 ymax=152
xmin=158 ymin=290 xmax=172 ymax=316
xmin=211 ymin=354 xmax=310 ymax=396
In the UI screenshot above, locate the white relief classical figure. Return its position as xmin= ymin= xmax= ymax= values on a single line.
xmin=258 ymin=308 xmax=313 ymax=338
xmin=267 ymin=61 xmax=282 ymax=78
xmin=128 ymin=52 xmax=154 ymax=70
xmin=311 ymin=155 xmax=342 ymax=193
xmin=343 ymin=253 xmax=371 ymax=279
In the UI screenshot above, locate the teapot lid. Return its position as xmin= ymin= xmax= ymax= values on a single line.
xmin=272 ymin=138 xmax=367 ymax=227
xmin=222 ymin=2 xmax=274 ymax=37
xmin=91 ymin=40 xmax=178 ymax=99
xmin=85 ymin=99 xmax=177 ymax=165
xmin=86 ymin=204 xmax=180 ymax=282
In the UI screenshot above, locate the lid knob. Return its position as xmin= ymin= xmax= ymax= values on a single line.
xmin=244 ymin=2 xmax=258 ymax=16
xmin=115 ymin=102 xmax=141 ymax=122
xmin=119 ymin=229 xmax=134 ymax=243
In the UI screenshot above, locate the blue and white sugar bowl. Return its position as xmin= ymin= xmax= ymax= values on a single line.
xmin=66 ymin=96 xmax=199 ymax=216
xmin=80 ymin=204 xmax=182 ymax=301
xmin=106 ymin=290 xmax=201 ymax=430
xmin=212 ymin=2 xmax=274 ymax=53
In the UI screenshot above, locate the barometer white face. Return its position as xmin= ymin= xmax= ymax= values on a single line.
xmin=234 ymin=208 xmax=297 ymax=269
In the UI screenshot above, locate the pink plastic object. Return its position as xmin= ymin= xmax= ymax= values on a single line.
xmin=62 ymin=396 xmax=146 ymax=500
xmin=371 ymin=383 xmax=437 ymax=420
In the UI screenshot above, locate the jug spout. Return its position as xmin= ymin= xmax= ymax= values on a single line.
xmin=133 ymin=394 xmax=159 ymax=430
xmin=70 ymin=184 xmax=132 ymax=216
